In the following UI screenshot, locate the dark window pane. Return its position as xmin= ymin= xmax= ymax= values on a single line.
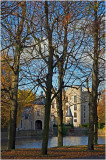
xmin=37 ymin=110 xmax=40 ymax=116
xmin=74 ymin=105 xmax=77 ymax=110
xmin=25 ymin=115 xmax=28 ymax=119
xmin=74 ymin=119 xmax=77 ymax=122
xmin=66 ymin=96 xmax=68 ymax=102
xmin=21 ymin=120 xmax=22 ymax=128
xmin=84 ymin=106 xmax=85 ymax=111
xmin=74 ymin=96 xmax=77 ymax=103
xmin=84 ymin=112 xmax=85 ymax=118
xmin=74 ymin=112 xmax=77 ymax=117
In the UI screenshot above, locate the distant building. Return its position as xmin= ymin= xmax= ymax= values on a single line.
xmin=64 ymin=86 xmax=82 ymax=127
xmin=17 ymin=86 xmax=90 ymax=131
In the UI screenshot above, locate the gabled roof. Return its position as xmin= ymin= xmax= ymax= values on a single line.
xmin=34 ymin=96 xmax=46 ymax=105
xmin=66 ymin=106 xmax=73 ymax=117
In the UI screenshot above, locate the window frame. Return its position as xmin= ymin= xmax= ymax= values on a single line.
xmin=74 ymin=104 xmax=77 ymax=110
xmin=36 ymin=110 xmax=40 ymax=116
xmin=74 ymin=119 xmax=77 ymax=122
xmin=74 ymin=95 xmax=77 ymax=103
xmin=74 ymin=112 xmax=77 ymax=118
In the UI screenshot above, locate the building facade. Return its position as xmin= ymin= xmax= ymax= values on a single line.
xmin=17 ymin=86 xmax=90 ymax=131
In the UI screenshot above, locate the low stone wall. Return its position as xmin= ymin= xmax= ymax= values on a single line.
xmin=1 ymin=128 xmax=105 ymax=140
xmin=66 ymin=128 xmax=88 ymax=136
xmin=53 ymin=127 xmax=88 ymax=136
xmin=16 ymin=130 xmax=42 ymax=137
xmin=1 ymin=129 xmax=53 ymax=140
xmin=1 ymin=128 xmax=88 ymax=139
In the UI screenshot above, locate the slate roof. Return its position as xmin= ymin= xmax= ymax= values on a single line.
xmin=34 ymin=96 xmax=46 ymax=105
xmin=66 ymin=106 xmax=73 ymax=117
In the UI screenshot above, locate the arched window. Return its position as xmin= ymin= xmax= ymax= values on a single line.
xmin=35 ymin=120 xmax=42 ymax=130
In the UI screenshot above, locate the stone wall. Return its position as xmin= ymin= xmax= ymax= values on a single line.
xmin=53 ymin=127 xmax=88 ymax=136
xmin=1 ymin=128 xmax=105 ymax=140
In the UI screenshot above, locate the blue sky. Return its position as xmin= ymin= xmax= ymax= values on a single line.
xmin=1 ymin=1 xmax=105 ymax=96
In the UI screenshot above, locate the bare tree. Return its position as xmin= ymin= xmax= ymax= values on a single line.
xmin=1 ymin=1 xmax=27 ymax=149
xmin=88 ymin=1 xmax=105 ymax=149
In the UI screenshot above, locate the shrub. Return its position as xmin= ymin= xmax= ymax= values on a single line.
xmin=80 ymin=123 xmax=89 ymax=128
xmin=64 ymin=124 xmax=74 ymax=128
xmin=84 ymin=130 xmax=88 ymax=135
xmin=98 ymin=123 xmax=105 ymax=129
xmin=103 ymin=126 xmax=105 ymax=134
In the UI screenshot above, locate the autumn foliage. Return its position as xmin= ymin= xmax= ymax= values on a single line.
xmin=1 ymin=52 xmax=36 ymax=128
xmin=17 ymin=89 xmax=36 ymax=125
xmin=1 ymin=52 xmax=12 ymax=128
xmin=1 ymin=145 xmax=105 ymax=159
xmin=97 ymin=90 xmax=105 ymax=123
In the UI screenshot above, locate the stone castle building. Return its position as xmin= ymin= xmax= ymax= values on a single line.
xmin=17 ymin=86 xmax=90 ymax=131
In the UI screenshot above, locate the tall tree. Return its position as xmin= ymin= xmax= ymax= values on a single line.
xmin=92 ymin=1 xmax=99 ymax=145
xmin=88 ymin=1 xmax=105 ymax=149
xmin=1 ymin=1 xmax=26 ymax=149
xmin=55 ymin=2 xmax=69 ymax=147
xmin=41 ymin=1 xmax=54 ymax=155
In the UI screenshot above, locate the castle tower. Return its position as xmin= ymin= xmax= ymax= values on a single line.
xmin=65 ymin=106 xmax=73 ymax=124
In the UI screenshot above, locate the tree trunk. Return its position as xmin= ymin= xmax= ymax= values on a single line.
xmin=88 ymin=1 xmax=99 ymax=149
xmin=57 ymin=96 xmax=63 ymax=147
xmin=88 ymin=93 xmax=94 ymax=150
xmin=94 ymin=114 xmax=98 ymax=144
xmin=41 ymin=53 xmax=53 ymax=154
xmin=93 ymin=1 xmax=99 ymax=145
xmin=56 ymin=4 xmax=68 ymax=146
xmin=41 ymin=89 xmax=52 ymax=154
xmin=56 ymin=68 xmax=63 ymax=147
xmin=8 ymin=49 xmax=20 ymax=149
xmin=41 ymin=1 xmax=53 ymax=155
xmin=8 ymin=74 xmax=19 ymax=149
